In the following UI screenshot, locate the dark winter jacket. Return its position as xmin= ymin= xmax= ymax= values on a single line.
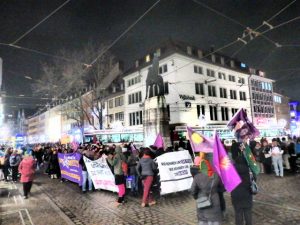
xmin=231 ymin=154 xmax=253 ymax=209
xmin=9 ymin=154 xmax=21 ymax=167
xmin=136 ymin=156 xmax=157 ymax=176
xmin=190 ymin=167 xmax=222 ymax=223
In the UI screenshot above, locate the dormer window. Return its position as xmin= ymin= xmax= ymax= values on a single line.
xmin=145 ymin=54 xmax=150 ymax=62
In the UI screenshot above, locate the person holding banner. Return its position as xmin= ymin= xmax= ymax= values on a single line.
xmin=79 ymin=150 xmax=93 ymax=193
xmin=107 ymin=146 xmax=127 ymax=206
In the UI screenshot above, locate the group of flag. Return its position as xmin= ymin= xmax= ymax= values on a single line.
xmin=187 ymin=108 xmax=260 ymax=192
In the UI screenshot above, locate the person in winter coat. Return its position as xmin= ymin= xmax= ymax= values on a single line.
xmin=136 ymin=148 xmax=157 ymax=207
xmin=18 ymin=155 xmax=35 ymax=199
xmin=10 ymin=150 xmax=22 ymax=182
xmin=127 ymin=151 xmax=139 ymax=195
xmin=107 ymin=146 xmax=127 ymax=206
xmin=3 ymin=148 xmax=12 ymax=182
xmin=49 ymin=149 xmax=60 ymax=179
xmin=270 ymin=138 xmax=284 ymax=177
xmin=79 ymin=150 xmax=94 ymax=193
xmin=260 ymin=139 xmax=272 ymax=174
xmin=231 ymin=143 xmax=253 ymax=225
xmin=190 ymin=165 xmax=222 ymax=225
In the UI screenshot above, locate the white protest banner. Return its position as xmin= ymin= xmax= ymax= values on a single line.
xmin=83 ymin=156 xmax=118 ymax=192
xmin=156 ymin=150 xmax=193 ymax=195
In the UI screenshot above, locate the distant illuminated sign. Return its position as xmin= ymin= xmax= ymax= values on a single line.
xmin=240 ymin=63 xmax=246 ymax=68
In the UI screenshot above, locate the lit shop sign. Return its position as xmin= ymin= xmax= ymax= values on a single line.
xmin=179 ymin=94 xmax=195 ymax=100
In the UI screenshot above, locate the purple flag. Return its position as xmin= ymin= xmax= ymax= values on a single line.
xmin=186 ymin=127 xmax=213 ymax=153
xmin=227 ymin=108 xmax=259 ymax=142
xmin=58 ymin=153 xmax=82 ymax=185
xmin=213 ymin=134 xmax=241 ymax=192
xmin=153 ymin=134 xmax=164 ymax=148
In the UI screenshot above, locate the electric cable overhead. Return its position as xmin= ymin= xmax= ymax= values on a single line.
xmin=89 ymin=0 xmax=161 ymax=66
xmin=11 ymin=0 xmax=71 ymax=45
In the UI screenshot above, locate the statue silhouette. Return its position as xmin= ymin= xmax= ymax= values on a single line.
xmin=145 ymin=53 xmax=164 ymax=99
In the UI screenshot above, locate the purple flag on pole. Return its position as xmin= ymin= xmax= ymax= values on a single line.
xmin=227 ymin=108 xmax=259 ymax=142
xmin=153 ymin=134 xmax=164 ymax=148
xmin=58 ymin=153 xmax=82 ymax=185
xmin=213 ymin=133 xmax=241 ymax=192
xmin=186 ymin=127 xmax=213 ymax=153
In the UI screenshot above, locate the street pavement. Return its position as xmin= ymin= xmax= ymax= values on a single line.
xmin=1 ymin=172 xmax=300 ymax=225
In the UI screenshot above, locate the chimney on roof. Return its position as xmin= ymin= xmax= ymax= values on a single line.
xmin=211 ymin=54 xmax=216 ymax=63
xmin=187 ymin=46 xmax=192 ymax=55
xmin=220 ymin=57 xmax=225 ymax=65
xmin=135 ymin=60 xmax=139 ymax=68
xmin=197 ymin=49 xmax=203 ymax=58
xmin=230 ymin=60 xmax=235 ymax=68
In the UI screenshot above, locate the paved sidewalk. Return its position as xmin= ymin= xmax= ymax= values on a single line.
xmin=1 ymin=173 xmax=300 ymax=225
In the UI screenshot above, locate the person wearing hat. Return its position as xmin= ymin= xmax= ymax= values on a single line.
xmin=270 ymin=138 xmax=284 ymax=177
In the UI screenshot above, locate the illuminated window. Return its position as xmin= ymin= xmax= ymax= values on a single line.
xmin=145 ymin=54 xmax=150 ymax=62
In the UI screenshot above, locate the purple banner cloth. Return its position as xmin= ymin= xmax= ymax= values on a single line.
xmin=186 ymin=126 xmax=213 ymax=153
xmin=58 ymin=153 xmax=82 ymax=185
xmin=213 ymin=133 xmax=241 ymax=192
xmin=227 ymin=108 xmax=260 ymax=142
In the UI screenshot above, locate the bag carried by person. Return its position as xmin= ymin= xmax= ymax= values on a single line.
xmin=196 ymin=177 xmax=215 ymax=209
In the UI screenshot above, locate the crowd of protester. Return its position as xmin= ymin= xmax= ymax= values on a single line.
xmin=0 ymin=135 xmax=300 ymax=225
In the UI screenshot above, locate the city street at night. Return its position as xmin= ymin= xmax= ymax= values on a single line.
xmin=1 ymin=1 xmax=300 ymax=225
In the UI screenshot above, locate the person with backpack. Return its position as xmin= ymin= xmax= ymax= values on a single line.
xmin=136 ymin=148 xmax=157 ymax=207
xmin=107 ymin=145 xmax=127 ymax=206
xmin=10 ymin=149 xmax=22 ymax=182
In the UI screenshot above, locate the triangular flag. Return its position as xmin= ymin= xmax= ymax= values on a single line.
xmin=186 ymin=126 xmax=213 ymax=153
xmin=213 ymin=133 xmax=241 ymax=192
xmin=153 ymin=134 xmax=164 ymax=148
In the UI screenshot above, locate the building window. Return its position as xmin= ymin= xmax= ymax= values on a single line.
xmin=274 ymin=95 xmax=282 ymax=103
xmin=229 ymin=75 xmax=236 ymax=82
xmin=197 ymin=105 xmax=205 ymax=118
xmin=219 ymin=87 xmax=227 ymax=98
xmin=159 ymin=64 xmax=168 ymax=74
xmin=221 ymin=107 xmax=229 ymax=121
xmin=128 ymin=91 xmax=142 ymax=104
xmin=194 ymin=65 xmax=203 ymax=74
xmin=114 ymin=96 xmax=124 ymax=107
xmin=239 ymin=91 xmax=246 ymax=101
xmin=208 ymin=85 xmax=216 ymax=97
xmin=129 ymin=111 xmax=143 ymax=126
xmin=127 ymin=76 xmax=141 ymax=87
xmin=115 ymin=112 xmax=124 ymax=121
xmin=207 ymin=69 xmax=215 ymax=78
xmin=231 ymin=108 xmax=238 ymax=116
xmin=238 ymin=77 xmax=245 ymax=84
xmin=209 ymin=105 xmax=218 ymax=121
xmin=145 ymin=54 xmax=150 ymax=62
xmin=164 ymin=82 xmax=169 ymax=94
xmin=109 ymin=114 xmax=114 ymax=123
xmin=218 ymin=72 xmax=226 ymax=80
xmin=109 ymin=99 xmax=114 ymax=109
xmin=230 ymin=90 xmax=237 ymax=99
xmin=195 ymin=83 xmax=205 ymax=95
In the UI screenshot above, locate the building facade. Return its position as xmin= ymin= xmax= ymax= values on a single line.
xmin=273 ymin=92 xmax=290 ymax=130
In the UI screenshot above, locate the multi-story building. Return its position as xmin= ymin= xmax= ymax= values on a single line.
xmin=273 ymin=92 xmax=290 ymax=130
xmin=289 ymin=101 xmax=300 ymax=136
xmin=123 ymin=40 xmax=252 ymax=139
xmin=249 ymin=70 xmax=275 ymax=127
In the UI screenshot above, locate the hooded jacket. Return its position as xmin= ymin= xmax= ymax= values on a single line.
xmin=107 ymin=146 xmax=127 ymax=175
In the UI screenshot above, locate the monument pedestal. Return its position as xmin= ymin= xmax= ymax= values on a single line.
xmin=143 ymin=95 xmax=171 ymax=148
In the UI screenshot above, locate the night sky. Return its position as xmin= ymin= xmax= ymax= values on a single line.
xmin=0 ymin=0 xmax=300 ymax=116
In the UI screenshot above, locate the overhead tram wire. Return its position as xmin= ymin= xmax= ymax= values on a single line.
xmin=33 ymin=7 xmax=300 ymax=117
xmin=11 ymin=0 xmax=71 ymax=45
xmin=89 ymin=0 xmax=161 ymax=66
xmin=31 ymin=0 xmax=162 ymax=115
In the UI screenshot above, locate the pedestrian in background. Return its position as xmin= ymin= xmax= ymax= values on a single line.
xmin=260 ymin=140 xmax=272 ymax=174
xmin=270 ymin=138 xmax=284 ymax=177
xmin=136 ymin=148 xmax=157 ymax=207
xmin=231 ymin=143 xmax=253 ymax=225
xmin=49 ymin=148 xmax=60 ymax=179
xmin=3 ymin=148 xmax=12 ymax=182
xmin=18 ymin=155 xmax=35 ymax=199
xmin=127 ymin=150 xmax=139 ymax=196
xmin=9 ymin=149 xmax=21 ymax=182
xmin=79 ymin=150 xmax=93 ymax=193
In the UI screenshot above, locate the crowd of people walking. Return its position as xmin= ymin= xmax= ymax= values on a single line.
xmin=0 ymin=135 xmax=299 ymax=225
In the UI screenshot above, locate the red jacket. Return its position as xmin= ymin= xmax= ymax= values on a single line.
xmin=18 ymin=157 xmax=35 ymax=183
